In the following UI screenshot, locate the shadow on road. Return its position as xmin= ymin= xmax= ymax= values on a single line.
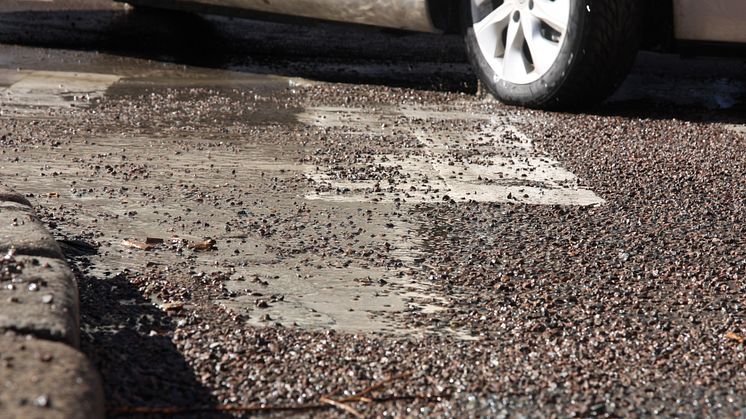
xmin=0 ymin=6 xmax=743 ymax=121
xmin=597 ymin=51 xmax=746 ymax=124
xmin=0 ymin=7 xmax=476 ymax=93
xmin=72 ymin=260 xmax=231 ymax=418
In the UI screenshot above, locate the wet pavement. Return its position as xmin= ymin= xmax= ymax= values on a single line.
xmin=1 ymin=0 xmax=745 ymax=417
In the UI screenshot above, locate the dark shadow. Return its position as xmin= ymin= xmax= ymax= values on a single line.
xmin=0 ymin=7 xmax=744 ymax=121
xmin=588 ymin=52 xmax=746 ymax=124
xmin=58 ymin=237 xmax=98 ymax=257
xmin=69 ymin=258 xmax=231 ymax=418
xmin=0 ymin=7 xmax=476 ymax=93
xmin=588 ymin=101 xmax=746 ymax=126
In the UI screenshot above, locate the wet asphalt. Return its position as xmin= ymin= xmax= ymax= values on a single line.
xmin=1 ymin=0 xmax=746 ymax=417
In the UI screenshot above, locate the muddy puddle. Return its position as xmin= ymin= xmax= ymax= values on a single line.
xmin=0 ymin=49 xmax=467 ymax=338
xmin=0 ymin=45 xmax=310 ymax=119
xmin=0 ymin=69 xmax=121 ymax=116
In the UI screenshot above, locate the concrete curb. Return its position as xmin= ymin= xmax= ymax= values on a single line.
xmin=0 ymin=185 xmax=105 ymax=418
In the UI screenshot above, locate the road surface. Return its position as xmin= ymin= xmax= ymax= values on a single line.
xmin=1 ymin=0 xmax=745 ymax=416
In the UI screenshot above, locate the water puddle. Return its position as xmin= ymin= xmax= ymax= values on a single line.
xmin=216 ymin=205 xmax=471 ymax=338
xmin=298 ymin=105 xmax=604 ymax=206
xmin=220 ymin=257 xmax=448 ymax=335
xmin=0 ymin=69 xmax=120 ymax=116
xmin=6 ymin=131 xmax=464 ymax=338
xmin=0 ymin=45 xmax=313 ymax=121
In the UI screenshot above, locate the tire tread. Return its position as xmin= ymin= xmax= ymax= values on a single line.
xmin=466 ymin=0 xmax=642 ymax=109
xmin=551 ymin=0 xmax=641 ymax=109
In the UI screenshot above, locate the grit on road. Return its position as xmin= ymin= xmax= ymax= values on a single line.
xmin=1 ymin=0 xmax=745 ymax=417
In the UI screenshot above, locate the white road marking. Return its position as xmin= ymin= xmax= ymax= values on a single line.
xmin=299 ymin=106 xmax=604 ymax=206
xmin=0 ymin=70 xmax=120 ymax=116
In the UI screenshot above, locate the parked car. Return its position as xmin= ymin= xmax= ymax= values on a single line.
xmin=117 ymin=0 xmax=746 ymax=109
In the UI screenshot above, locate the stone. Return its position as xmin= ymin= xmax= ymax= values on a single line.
xmin=0 ymin=202 xmax=64 ymax=260
xmin=0 ymin=333 xmax=104 ymax=419
xmin=0 ymin=256 xmax=79 ymax=348
xmin=0 ymin=185 xmax=32 ymax=207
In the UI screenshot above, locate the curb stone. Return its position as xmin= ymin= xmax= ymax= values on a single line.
xmin=0 ymin=201 xmax=65 ymax=260
xmin=1 ymin=256 xmax=80 ymax=348
xmin=0 ymin=332 xmax=105 ymax=419
xmin=0 ymin=185 xmax=105 ymax=418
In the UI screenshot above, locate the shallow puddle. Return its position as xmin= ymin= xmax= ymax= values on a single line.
xmin=220 ymin=257 xmax=448 ymax=336
xmin=0 ymin=69 xmax=120 ymax=116
xmin=5 ymin=130 xmax=462 ymax=338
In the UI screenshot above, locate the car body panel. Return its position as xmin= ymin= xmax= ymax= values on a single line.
xmin=122 ymin=0 xmax=746 ymax=44
xmin=673 ymin=0 xmax=746 ymax=43
xmin=122 ymin=0 xmax=440 ymax=32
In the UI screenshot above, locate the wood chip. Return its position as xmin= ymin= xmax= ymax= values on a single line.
xmin=162 ymin=302 xmax=184 ymax=312
xmin=725 ymin=331 xmax=745 ymax=344
xmin=121 ymin=239 xmax=153 ymax=251
xmin=319 ymin=397 xmax=363 ymax=418
xmin=188 ymin=239 xmax=216 ymax=251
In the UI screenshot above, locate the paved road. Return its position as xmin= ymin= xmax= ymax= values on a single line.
xmin=1 ymin=0 xmax=745 ymax=416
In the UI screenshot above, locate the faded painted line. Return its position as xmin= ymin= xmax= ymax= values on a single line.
xmin=0 ymin=69 xmax=121 ymax=116
xmin=298 ymin=106 xmax=604 ymax=206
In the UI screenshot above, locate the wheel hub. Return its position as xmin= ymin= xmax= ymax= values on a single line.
xmin=472 ymin=0 xmax=570 ymax=85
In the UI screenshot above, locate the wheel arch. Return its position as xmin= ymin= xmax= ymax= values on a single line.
xmin=426 ymin=0 xmax=461 ymax=33
xmin=641 ymin=0 xmax=675 ymax=51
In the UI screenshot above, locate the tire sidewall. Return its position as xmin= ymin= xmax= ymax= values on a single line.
xmin=465 ymin=0 xmax=590 ymax=107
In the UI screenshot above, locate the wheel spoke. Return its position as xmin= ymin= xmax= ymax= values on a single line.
xmin=530 ymin=0 xmax=569 ymax=33
xmin=471 ymin=0 xmax=570 ymax=84
xmin=474 ymin=2 xmax=513 ymax=35
xmin=502 ymin=18 xmax=527 ymax=80
xmin=521 ymin=14 xmax=561 ymax=73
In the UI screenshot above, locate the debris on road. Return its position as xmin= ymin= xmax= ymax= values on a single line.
xmin=161 ymin=302 xmax=184 ymax=312
xmin=187 ymin=239 xmax=216 ymax=252
xmin=120 ymin=239 xmax=153 ymax=251
xmin=725 ymin=331 xmax=745 ymax=344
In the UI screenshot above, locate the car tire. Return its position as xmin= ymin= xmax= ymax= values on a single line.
xmin=464 ymin=0 xmax=641 ymax=109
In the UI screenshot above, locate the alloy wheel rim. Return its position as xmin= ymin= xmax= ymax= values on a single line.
xmin=472 ymin=0 xmax=570 ymax=85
